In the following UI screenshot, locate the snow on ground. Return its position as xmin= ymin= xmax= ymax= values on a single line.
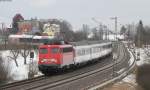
xmin=123 ymin=74 xmax=137 ymax=86
xmin=0 ymin=50 xmax=40 ymax=83
xmin=135 ymin=48 xmax=150 ymax=66
xmin=128 ymin=49 xmax=135 ymax=66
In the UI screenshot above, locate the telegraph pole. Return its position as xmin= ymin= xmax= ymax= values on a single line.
xmin=110 ymin=17 xmax=118 ymax=41
xmin=1 ymin=22 xmax=6 ymax=49
xmin=104 ymin=25 xmax=108 ymax=40
xmin=1 ymin=22 xmax=4 ymax=32
xmin=110 ymin=17 xmax=118 ymax=77
xmin=99 ymin=24 xmax=103 ymax=40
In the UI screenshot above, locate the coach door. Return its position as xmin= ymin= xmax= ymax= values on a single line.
xmin=62 ymin=47 xmax=74 ymax=66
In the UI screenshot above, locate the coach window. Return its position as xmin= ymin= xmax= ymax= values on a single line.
xmin=108 ymin=45 xmax=110 ymax=48
xmin=77 ymin=50 xmax=82 ymax=56
xmin=109 ymin=44 xmax=112 ymax=48
xmin=86 ymin=49 xmax=90 ymax=54
xmin=82 ymin=49 xmax=85 ymax=55
xmin=103 ymin=45 xmax=106 ymax=49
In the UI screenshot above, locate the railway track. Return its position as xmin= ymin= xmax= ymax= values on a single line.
xmin=0 ymin=75 xmax=45 ymax=89
xmin=0 ymin=42 xmax=129 ymax=90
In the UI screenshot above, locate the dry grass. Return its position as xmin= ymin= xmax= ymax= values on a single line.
xmin=102 ymin=82 xmax=143 ymax=90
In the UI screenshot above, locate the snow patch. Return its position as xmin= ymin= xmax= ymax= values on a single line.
xmin=136 ymin=48 xmax=150 ymax=66
xmin=1 ymin=50 xmax=40 ymax=82
xmin=128 ymin=49 xmax=135 ymax=66
xmin=123 ymin=74 xmax=137 ymax=85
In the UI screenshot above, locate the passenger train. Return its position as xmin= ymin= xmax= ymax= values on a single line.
xmin=38 ymin=40 xmax=112 ymax=74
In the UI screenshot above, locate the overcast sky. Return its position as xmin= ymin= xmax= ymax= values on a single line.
xmin=0 ymin=0 xmax=150 ymax=30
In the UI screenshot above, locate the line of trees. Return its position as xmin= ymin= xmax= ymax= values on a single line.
xmin=10 ymin=14 xmax=108 ymax=42
xmin=120 ymin=20 xmax=150 ymax=48
xmin=5 ymin=13 xmax=150 ymax=47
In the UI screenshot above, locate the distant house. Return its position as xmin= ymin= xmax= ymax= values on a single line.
xmin=17 ymin=20 xmax=42 ymax=35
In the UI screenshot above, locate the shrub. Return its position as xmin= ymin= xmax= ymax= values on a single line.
xmin=136 ymin=64 xmax=150 ymax=90
xmin=0 ymin=53 xmax=11 ymax=84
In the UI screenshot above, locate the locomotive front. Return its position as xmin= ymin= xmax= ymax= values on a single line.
xmin=38 ymin=45 xmax=62 ymax=73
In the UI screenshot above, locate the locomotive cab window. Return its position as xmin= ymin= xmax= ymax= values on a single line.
xmin=51 ymin=48 xmax=59 ymax=53
xmin=63 ymin=47 xmax=73 ymax=53
xmin=39 ymin=48 xmax=48 ymax=54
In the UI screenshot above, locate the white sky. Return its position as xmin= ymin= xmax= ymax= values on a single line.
xmin=0 ymin=0 xmax=150 ymax=30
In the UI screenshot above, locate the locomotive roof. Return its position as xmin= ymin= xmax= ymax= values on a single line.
xmin=39 ymin=44 xmax=73 ymax=48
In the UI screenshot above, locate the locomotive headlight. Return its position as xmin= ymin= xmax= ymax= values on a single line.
xmin=41 ymin=59 xmax=47 ymax=63
xmin=41 ymin=59 xmax=57 ymax=63
xmin=50 ymin=59 xmax=57 ymax=63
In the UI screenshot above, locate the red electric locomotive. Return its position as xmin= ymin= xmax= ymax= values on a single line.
xmin=38 ymin=44 xmax=75 ymax=73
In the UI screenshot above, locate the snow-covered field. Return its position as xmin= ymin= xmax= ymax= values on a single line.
xmin=135 ymin=48 xmax=150 ymax=65
xmin=0 ymin=50 xmax=42 ymax=83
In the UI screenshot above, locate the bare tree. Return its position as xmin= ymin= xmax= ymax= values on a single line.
xmin=120 ymin=25 xmax=126 ymax=35
xmin=20 ymin=44 xmax=31 ymax=65
xmin=92 ymin=27 xmax=100 ymax=40
xmin=82 ymin=24 xmax=89 ymax=40
xmin=74 ymin=30 xmax=86 ymax=41
xmin=7 ymin=44 xmax=20 ymax=67
xmin=12 ymin=13 xmax=24 ymax=34
xmin=144 ymin=26 xmax=150 ymax=45
xmin=135 ymin=20 xmax=145 ymax=47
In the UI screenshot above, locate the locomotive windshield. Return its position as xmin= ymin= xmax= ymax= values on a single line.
xmin=63 ymin=47 xmax=73 ymax=53
xmin=39 ymin=48 xmax=48 ymax=54
xmin=51 ymin=48 xmax=59 ymax=53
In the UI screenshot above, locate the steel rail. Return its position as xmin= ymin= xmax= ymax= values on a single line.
xmin=0 ymin=75 xmax=45 ymax=89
